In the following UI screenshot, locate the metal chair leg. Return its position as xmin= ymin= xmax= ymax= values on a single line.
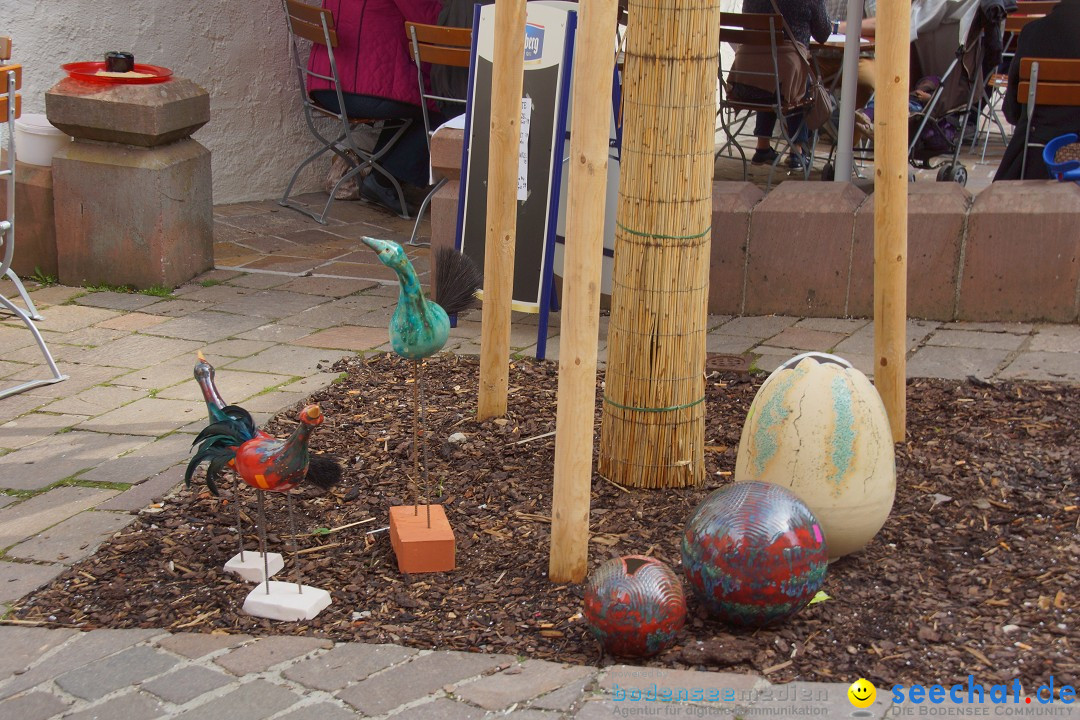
xmin=4 ymin=268 xmax=43 ymax=320
xmin=408 ymin=176 xmax=447 ymax=246
xmin=0 ymin=293 xmax=67 ymax=400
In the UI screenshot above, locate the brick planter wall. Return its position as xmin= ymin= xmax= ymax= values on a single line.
xmin=429 ymin=129 xmax=1080 ymax=323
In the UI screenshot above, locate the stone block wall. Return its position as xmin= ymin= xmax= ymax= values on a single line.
xmin=423 ymin=129 xmax=1080 ymax=324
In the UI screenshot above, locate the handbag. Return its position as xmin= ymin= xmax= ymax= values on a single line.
xmin=768 ymin=0 xmax=836 ymax=131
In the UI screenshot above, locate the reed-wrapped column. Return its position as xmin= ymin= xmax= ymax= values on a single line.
xmin=598 ymin=0 xmax=720 ymax=489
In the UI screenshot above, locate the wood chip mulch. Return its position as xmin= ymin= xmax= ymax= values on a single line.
xmin=12 ymin=353 xmax=1079 ymax=688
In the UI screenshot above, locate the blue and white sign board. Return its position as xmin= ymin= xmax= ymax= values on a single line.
xmin=456 ymin=2 xmax=577 ymax=357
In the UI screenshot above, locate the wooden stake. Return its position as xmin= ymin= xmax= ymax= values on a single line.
xmin=549 ymin=0 xmax=619 ymax=584
xmin=477 ymin=0 xmax=527 ymax=421
xmin=873 ymin=0 xmax=910 ymax=442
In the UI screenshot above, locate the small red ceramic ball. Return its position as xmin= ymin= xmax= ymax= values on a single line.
xmin=583 ymin=555 xmax=686 ymax=658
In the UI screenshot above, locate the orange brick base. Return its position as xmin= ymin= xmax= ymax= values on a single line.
xmin=389 ymin=504 xmax=455 ymax=574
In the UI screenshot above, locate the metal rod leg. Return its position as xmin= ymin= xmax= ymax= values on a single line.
xmin=233 ymin=483 xmax=245 ymax=563
xmin=411 ymin=358 xmax=420 ymax=516
xmin=417 ymin=358 xmax=431 ymax=529
xmin=4 ymin=269 xmax=43 ymax=320
xmin=287 ymin=492 xmax=303 ymax=594
xmin=256 ymin=489 xmax=270 ymax=594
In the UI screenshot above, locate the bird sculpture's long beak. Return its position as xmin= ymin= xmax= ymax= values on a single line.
xmin=360 ymin=236 xmax=394 ymax=254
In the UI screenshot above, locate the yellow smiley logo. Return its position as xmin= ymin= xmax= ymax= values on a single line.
xmin=847 ymin=678 xmax=877 ymax=708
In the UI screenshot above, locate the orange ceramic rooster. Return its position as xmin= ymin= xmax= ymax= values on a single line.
xmin=186 ymin=402 xmax=342 ymax=593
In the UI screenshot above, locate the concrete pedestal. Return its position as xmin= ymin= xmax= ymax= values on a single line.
xmin=0 ymin=156 xmax=57 ymax=278
xmin=224 ymin=551 xmax=284 ymax=584
xmin=52 ymin=139 xmax=213 ymax=289
xmin=243 ymin=581 xmax=332 ymax=621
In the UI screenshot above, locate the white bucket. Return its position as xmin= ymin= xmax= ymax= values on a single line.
xmin=14 ymin=114 xmax=71 ymax=166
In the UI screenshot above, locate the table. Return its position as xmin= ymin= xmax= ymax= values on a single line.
xmin=811 ymin=33 xmax=875 ymax=181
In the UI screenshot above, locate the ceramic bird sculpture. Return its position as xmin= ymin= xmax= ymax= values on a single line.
xmin=185 ymin=389 xmax=342 ymax=591
xmin=360 ymin=237 xmax=482 ymax=359
xmin=360 ymin=237 xmax=481 ymax=524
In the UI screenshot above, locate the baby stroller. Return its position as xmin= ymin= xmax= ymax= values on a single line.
xmin=906 ymin=0 xmax=1010 ymax=183
xmin=822 ymin=0 xmax=1007 ymax=184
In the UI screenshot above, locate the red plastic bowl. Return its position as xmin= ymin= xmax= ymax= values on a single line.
xmin=61 ymin=62 xmax=173 ymax=85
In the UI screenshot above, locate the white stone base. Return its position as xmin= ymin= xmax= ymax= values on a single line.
xmin=224 ymin=551 xmax=284 ymax=583
xmin=243 ymin=581 xmax=332 ymax=621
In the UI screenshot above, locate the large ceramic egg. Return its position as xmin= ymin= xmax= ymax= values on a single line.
xmin=583 ymin=555 xmax=686 ymax=657
xmin=681 ymin=481 xmax=828 ymax=627
xmin=734 ymin=352 xmax=895 ymax=559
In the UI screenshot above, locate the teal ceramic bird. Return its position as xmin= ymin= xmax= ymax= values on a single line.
xmin=360 ymin=236 xmax=481 ymax=524
xmin=360 ymin=237 xmax=481 ymax=359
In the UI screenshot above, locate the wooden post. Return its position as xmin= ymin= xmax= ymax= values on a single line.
xmin=477 ymin=0 xmax=526 ymax=421
xmin=873 ymin=0 xmax=909 ymax=441
xmin=549 ymin=0 xmax=618 ymax=584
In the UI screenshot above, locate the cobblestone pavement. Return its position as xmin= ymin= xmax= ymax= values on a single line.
xmin=1 ymin=195 xmax=1078 ymax=719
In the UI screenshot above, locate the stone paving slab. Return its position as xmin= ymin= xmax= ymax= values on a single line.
xmin=0 ymin=690 xmax=72 ymax=720
xmin=139 ymin=299 xmax=211 ymax=317
xmin=156 ymin=369 xmax=293 ymax=404
xmin=95 ymin=465 xmax=187 ymax=512
xmin=55 ymin=645 xmax=179 ymax=700
xmin=0 ymin=495 xmax=15 ymax=509
xmin=205 ymin=290 xmax=335 ymax=321
xmin=143 ymin=310 xmax=269 ymax=344
xmin=76 ymin=397 xmax=204 ymax=437
xmin=32 ymin=304 xmax=121 ymax=333
xmin=760 ymin=326 xmax=847 ymax=351
xmin=0 ymin=393 xmax=51 ymax=425
xmin=0 ymin=628 xmax=157 ymax=700
xmin=198 ymin=338 xmax=276 ymax=358
xmin=20 ymin=364 xmax=129 ymax=401
xmin=706 ymin=334 xmax=760 ymax=354
xmin=41 ymin=384 xmax=148 ymax=417
xmin=998 ymin=351 xmax=1080 ymax=382
xmin=225 ymin=345 xmax=347 ymax=376
xmin=0 ymin=627 xmax=78 ymax=678
xmin=95 ymin=311 xmax=172 ymax=332
xmin=1030 ymin=324 xmax=1080 ymax=352
xmin=393 ymin=698 xmax=488 ymax=720
xmin=79 ymin=432 xmax=195 ymax=486
xmin=907 ymin=346 xmax=1012 ymax=380
xmin=75 ymin=335 xmax=205 ymax=370
xmin=0 ymin=560 xmax=68 ymax=604
xmin=0 ymin=486 xmax=119 ymax=548
xmin=0 ymin=324 xmax=42 ymax=353
xmin=141 ymin=664 xmax=234 ymax=705
xmin=292 ymin=325 xmax=391 ymax=351
xmin=336 ymin=650 xmax=514 ymax=715
xmin=714 ymin=315 xmax=799 ymax=339
xmin=530 ymin=675 xmax=595 ymax=712
xmin=214 ymin=636 xmax=334 ymax=676
xmin=62 ymin=692 xmax=166 ymax=720
xmin=0 ymin=412 xmax=89 ymax=451
xmin=6 ymin=509 xmax=133 ymax=564
xmin=155 ymin=632 xmax=253 ymax=660
xmin=274 ymin=701 xmax=363 ymax=720
xmin=112 ymin=356 xmax=212 ymax=393
xmin=281 ymin=641 xmax=418 ymax=692
xmin=455 ymin=659 xmax=596 ymax=711
xmin=235 ymin=322 xmax=317 ymax=344
xmin=174 ymin=678 xmax=303 ymax=720
xmin=926 ymin=328 xmax=1028 ymax=351
xmin=75 ymin=291 xmax=166 ymax=312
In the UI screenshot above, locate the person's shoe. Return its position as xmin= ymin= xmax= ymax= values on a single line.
xmin=360 ymin=174 xmax=407 ymax=216
xmin=751 ymin=147 xmax=779 ymax=166
xmin=787 ymin=152 xmax=809 ymax=171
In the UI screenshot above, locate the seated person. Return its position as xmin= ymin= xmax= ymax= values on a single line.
xmin=817 ymin=0 xmax=876 ymax=109
xmin=307 ymin=0 xmax=443 ymax=214
xmin=994 ymin=0 xmax=1080 ymax=180
xmin=726 ymin=0 xmax=832 ymax=170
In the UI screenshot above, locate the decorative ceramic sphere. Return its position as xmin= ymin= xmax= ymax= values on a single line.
xmin=583 ymin=555 xmax=686 ymax=657
xmin=681 ymin=481 xmax=828 ymax=627
xmin=734 ymin=352 xmax=896 ymax=559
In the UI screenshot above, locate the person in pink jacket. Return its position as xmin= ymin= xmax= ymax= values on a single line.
xmin=307 ymin=0 xmax=443 ymax=214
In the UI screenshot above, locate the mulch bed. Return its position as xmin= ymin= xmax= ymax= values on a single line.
xmin=13 ymin=353 xmax=1079 ymax=689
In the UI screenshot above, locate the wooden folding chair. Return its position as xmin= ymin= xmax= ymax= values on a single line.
xmin=404 ymin=21 xmax=471 ymax=245
xmin=1017 ymin=57 xmax=1080 ymax=178
xmin=279 ymin=0 xmax=413 ymax=223
xmin=0 ymin=51 xmax=67 ymax=398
